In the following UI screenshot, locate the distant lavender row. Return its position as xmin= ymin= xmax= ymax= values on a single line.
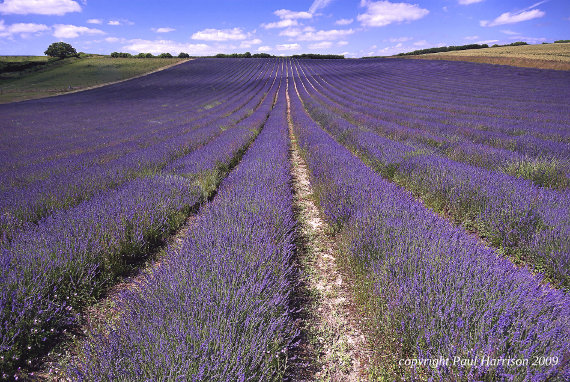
xmin=0 ymin=59 xmax=273 ymax=195
xmin=68 ymin=80 xmax=298 ymax=380
xmin=293 ymin=63 xmax=570 ymax=287
xmin=288 ymin=72 xmax=570 ymax=381
xmin=298 ymin=60 xmax=570 ymax=186
xmin=0 ymin=59 xmax=262 ymax=174
xmin=0 ymin=64 xmax=281 ymax=375
xmin=308 ymin=59 xmax=569 ymax=141
xmin=0 ymin=60 xmax=279 ymax=242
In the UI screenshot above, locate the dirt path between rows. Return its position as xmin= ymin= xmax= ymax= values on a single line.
xmin=286 ymin=81 xmax=370 ymax=381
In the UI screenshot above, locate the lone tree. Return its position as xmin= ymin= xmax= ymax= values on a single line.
xmin=44 ymin=42 xmax=78 ymax=58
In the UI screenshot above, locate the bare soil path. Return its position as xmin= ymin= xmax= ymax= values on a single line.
xmin=286 ymin=81 xmax=371 ymax=381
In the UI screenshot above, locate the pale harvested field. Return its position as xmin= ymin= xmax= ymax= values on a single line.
xmin=407 ymin=43 xmax=570 ymax=70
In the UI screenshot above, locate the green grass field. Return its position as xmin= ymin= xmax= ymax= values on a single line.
xmin=0 ymin=55 xmax=188 ymax=103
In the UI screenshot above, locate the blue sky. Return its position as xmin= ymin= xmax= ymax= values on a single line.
xmin=0 ymin=0 xmax=568 ymax=57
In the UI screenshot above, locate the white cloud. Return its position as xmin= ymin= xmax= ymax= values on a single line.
xmin=87 ymin=19 xmax=103 ymax=25
xmin=309 ymin=0 xmax=334 ymax=14
xmin=257 ymin=45 xmax=271 ymax=51
xmin=262 ymin=19 xmax=299 ymax=29
xmin=0 ymin=0 xmax=81 ymax=15
xmin=153 ymin=27 xmax=175 ymax=33
xmin=276 ymin=43 xmax=300 ymax=51
xmin=280 ymin=27 xmax=354 ymax=41
xmin=337 ymin=40 xmax=349 ymax=46
xmin=464 ymin=35 xmax=479 ymax=40
xmin=335 ymin=18 xmax=354 ymax=25
xmin=388 ymin=36 xmax=412 ymax=42
xmin=309 ymin=41 xmax=333 ymax=49
xmin=477 ymin=39 xmax=499 ymax=44
xmin=358 ymin=1 xmax=429 ymax=27
xmin=191 ymin=27 xmax=248 ymax=41
xmin=53 ymin=24 xmax=105 ymax=39
xmin=123 ymin=39 xmax=214 ymax=55
xmin=413 ymin=40 xmax=429 ymax=47
xmin=240 ymin=38 xmax=262 ymax=48
xmin=458 ymin=0 xmax=484 ymax=4
xmin=274 ymin=9 xmax=312 ymax=19
xmin=501 ymin=29 xmax=519 ymax=35
xmin=508 ymin=35 xmax=546 ymax=44
xmin=480 ymin=3 xmax=546 ymax=27
xmin=0 ymin=20 xmax=49 ymax=38
xmin=108 ymin=20 xmax=121 ymax=26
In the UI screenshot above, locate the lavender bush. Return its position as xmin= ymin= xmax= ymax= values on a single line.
xmin=288 ymin=70 xmax=570 ymax=381
xmin=68 ymin=79 xmax=298 ymax=380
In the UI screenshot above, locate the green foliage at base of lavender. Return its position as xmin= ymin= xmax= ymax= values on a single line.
xmin=396 ymin=43 xmax=489 ymax=56
xmin=504 ymin=158 xmax=569 ymax=190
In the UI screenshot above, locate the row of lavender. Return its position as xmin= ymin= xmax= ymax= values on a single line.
xmin=0 ymin=59 xmax=281 ymax=375
xmin=0 ymin=59 xmax=249 ymax=190
xmin=288 ymin=65 xmax=570 ymax=380
xmin=293 ymin=60 xmax=570 ymax=288
xmin=0 ymin=59 xmax=277 ymax=242
xmin=301 ymin=59 xmax=570 ymax=188
xmin=313 ymin=59 xmax=569 ymax=143
xmin=65 ymin=78 xmax=298 ymax=380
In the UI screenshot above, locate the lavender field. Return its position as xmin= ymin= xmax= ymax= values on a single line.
xmin=1 ymin=58 xmax=569 ymax=381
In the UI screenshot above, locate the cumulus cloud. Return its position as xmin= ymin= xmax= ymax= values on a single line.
xmin=191 ymin=27 xmax=248 ymax=41
xmin=53 ymin=24 xmax=105 ymax=38
xmin=87 ymin=19 xmax=103 ymax=25
xmin=481 ymin=2 xmax=546 ymax=27
xmin=458 ymin=0 xmax=484 ymax=4
xmin=309 ymin=0 xmax=334 ymax=14
xmin=309 ymin=41 xmax=333 ymax=49
xmin=262 ymin=19 xmax=299 ymax=29
xmin=388 ymin=36 xmax=412 ymax=42
xmin=335 ymin=18 xmax=354 ymax=25
xmin=0 ymin=20 xmax=50 ymax=38
xmin=0 ymin=0 xmax=81 ymax=15
xmin=274 ymin=9 xmax=312 ymax=19
xmin=153 ymin=27 xmax=175 ymax=33
xmin=280 ymin=27 xmax=354 ymax=41
xmin=240 ymin=38 xmax=262 ymax=48
xmin=257 ymin=45 xmax=272 ymax=51
xmin=480 ymin=9 xmax=545 ymax=27
xmin=107 ymin=19 xmax=134 ymax=26
xmin=477 ymin=39 xmax=499 ymax=44
xmin=358 ymin=0 xmax=429 ymax=27
xmin=276 ymin=43 xmax=300 ymax=51
xmin=123 ymin=39 xmax=214 ymax=55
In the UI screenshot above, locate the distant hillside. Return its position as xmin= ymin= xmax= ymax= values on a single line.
xmin=403 ymin=42 xmax=570 ymax=71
